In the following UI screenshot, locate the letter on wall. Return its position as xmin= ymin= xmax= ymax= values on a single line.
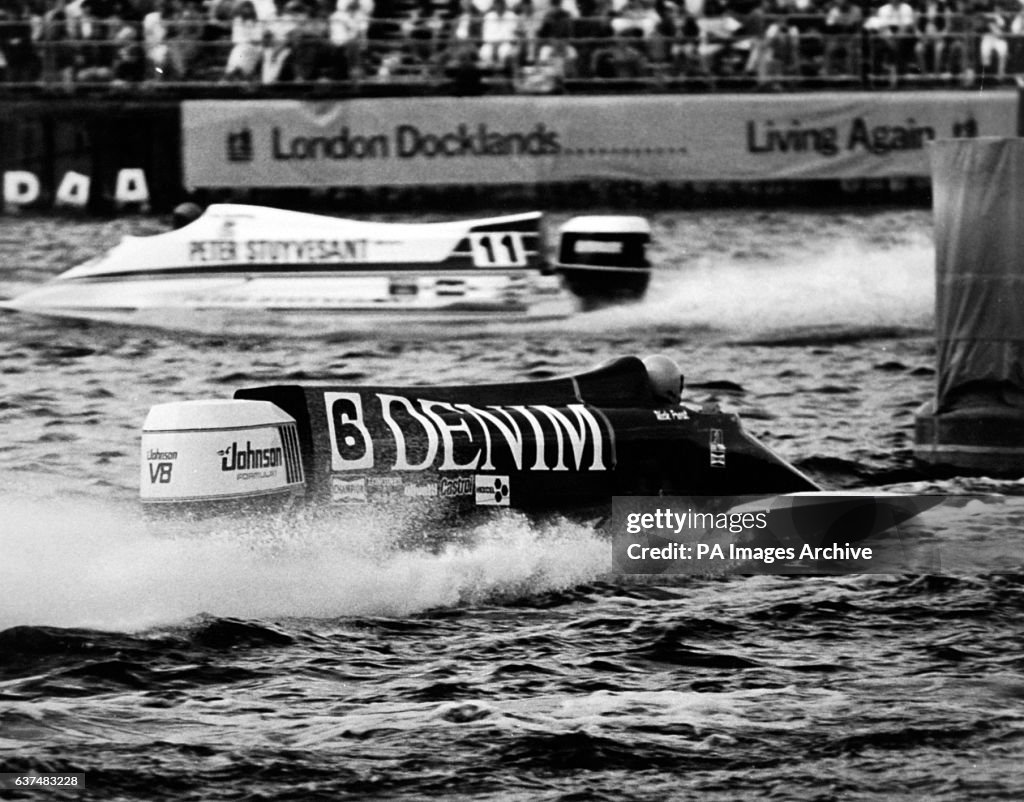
xmin=3 ymin=171 xmax=41 ymax=207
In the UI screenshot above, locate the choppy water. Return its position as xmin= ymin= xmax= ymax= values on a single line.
xmin=1 ymin=206 xmax=1022 ymax=801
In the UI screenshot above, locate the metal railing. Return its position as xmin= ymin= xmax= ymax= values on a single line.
xmin=1 ymin=15 xmax=1020 ymax=95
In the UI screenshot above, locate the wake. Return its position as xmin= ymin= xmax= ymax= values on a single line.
xmin=562 ymin=235 xmax=936 ymax=342
xmin=0 ymin=490 xmax=608 ymax=632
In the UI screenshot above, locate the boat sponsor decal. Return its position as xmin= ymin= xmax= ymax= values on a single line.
xmin=475 ymin=475 xmax=510 ymax=506
xmin=710 ymin=429 xmax=726 ymax=468
xmin=654 ymin=409 xmax=689 ymax=422
xmin=389 ymin=278 xmax=419 ymax=297
xmin=367 ymin=475 xmax=403 ymax=493
xmin=403 ymin=475 xmax=476 ymax=499
xmin=148 ymin=461 xmax=174 ymax=484
xmin=189 ymin=239 xmax=370 ymax=264
xmin=145 ymin=449 xmax=179 ymax=484
xmin=574 ymin=240 xmax=624 ymax=255
xmin=332 ymin=476 xmax=368 ymax=502
xmin=220 ymin=441 xmax=284 ymax=471
xmin=433 ymin=278 xmax=467 ymax=296
xmin=440 ymin=475 xmax=474 ymax=497
xmin=470 ymin=232 xmax=527 ymax=267
xmin=402 ymin=481 xmax=437 ymax=498
xmin=325 ymin=392 xmax=610 ymax=475
xmin=189 ymin=240 xmax=238 ymax=262
xmin=220 ymin=440 xmax=283 ymax=481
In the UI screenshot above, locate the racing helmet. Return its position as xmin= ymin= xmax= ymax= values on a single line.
xmin=643 ymin=354 xmax=683 ymax=405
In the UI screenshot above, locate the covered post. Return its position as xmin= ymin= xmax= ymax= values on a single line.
xmin=915 ymin=137 xmax=1024 ymax=474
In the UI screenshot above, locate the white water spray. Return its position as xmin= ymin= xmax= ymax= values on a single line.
xmin=0 ymin=490 xmax=609 ymax=631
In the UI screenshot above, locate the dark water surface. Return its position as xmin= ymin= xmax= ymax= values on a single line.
xmin=1 ymin=209 xmax=1022 ymax=801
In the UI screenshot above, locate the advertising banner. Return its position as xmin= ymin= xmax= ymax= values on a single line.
xmin=182 ymin=93 xmax=1017 ymax=188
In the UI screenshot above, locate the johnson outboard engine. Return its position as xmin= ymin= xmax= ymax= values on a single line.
xmin=140 ymin=399 xmax=305 ymax=513
xmin=554 ymin=216 xmax=652 ymax=308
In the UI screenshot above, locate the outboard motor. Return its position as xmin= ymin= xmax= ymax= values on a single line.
xmin=555 ymin=216 xmax=652 ymax=308
xmin=140 ymin=399 xmax=305 ymax=512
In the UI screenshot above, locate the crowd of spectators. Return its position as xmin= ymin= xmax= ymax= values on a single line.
xmin=2 ymin=0 xmax=1024 ymax=91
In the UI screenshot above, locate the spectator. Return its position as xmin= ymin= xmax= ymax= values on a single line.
xmin=744 ymin=0 xmax=790 ymax=85
xmin=914 ymin=0 xmax=947 ymax=76
xmin=142 ymin=0 xmax=176 ymax=77
xmin=74 ymin=0 xmax=138 ymax=79
xmin=261 ymin=26 xmax=292 ymax=79
xmin=140 ymin=0 xmax=203 ymax=80
xmin=0 ymin=1 xmax=41 ymax=81
xmin=206 ymin=0 xmax=235 ymax=40
xmin=942 ymin=0 xmax=971 ymax=82
xmin=452 ymin=0 xmax=484 ymax=41
xmin=199 ymin=0 xmax=235 ymax=74
xmin=35 ymin=0 xmax=77 ymax=82
xmin=571 ymin=0 xmax=612 ymax=75
xmin=978 ymin=2 xmax=1008 ymax=80
xmin=645 ymin=0 xmax=676 ymax=63
xmin=401 ymin=0 xmax=445 ymax=67
xmin=224 ymin=0 xmax=262 ymax=79
xmin=208 ymin=0 xmax=236 ymax=24
xmin=328 ymin=0 xmax=369 ymax=79
xmin=537 ymin=0 xmax=573 ymax=40
xmin=785 ymin=0 xmax=828 ymax=78
xmin=289 ymin=0 xmax=329 ymax=80
xmin=111 ymin=20 xmax=145 ymax=81
xmin=696 ymin=0 xmax=742 ymax=76
xmin=611 ymin=0 xmax=658 ymax=38
xmin=267 ymin=0 xmax=303 ymax=45
xmin=173 ymin=0 xmax=206 ymax=79
xmin=262 ymin=0 xmax=311 ymax=80
xmin=822 ymin=0 xmax=863 ymax=77
xmin=864 ymin=0 xmax=915 ymax=82
xmin=442 ymin=35 xmax=486 ymax=92
xmin=534 ymin=28 xmax=576 ymax=80
xmin=479 ymin=0 xmax=519 ymax=70
xmin=251 ymin=0 xmax=278 ymax=20
xmin=666 ymin=0 xmax=699 ymax=75
xmin=447 ymin=0 xmax=484 ymax=85
xmin=516 ymin=0 xmax=543 ymax=62
xmin=592 ymin=25 xmax=646 ymax=78
xmin=1011 ymin=0 xmax=1024 ymax=34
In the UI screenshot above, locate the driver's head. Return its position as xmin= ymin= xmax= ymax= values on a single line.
xmin=642 ymin=354 xmax=683 ymax=405
xmin=172 ymin=202 xmax=203 ymax=229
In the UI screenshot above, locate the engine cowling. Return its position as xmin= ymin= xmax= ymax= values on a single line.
xmin=555 ymin=216 xmax=652 ymax=308
xmin=140 ymin=399 xmax=305 ymax=507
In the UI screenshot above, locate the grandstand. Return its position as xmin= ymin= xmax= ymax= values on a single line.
xmin=1 ymin=0 xmax=1023 ymax=96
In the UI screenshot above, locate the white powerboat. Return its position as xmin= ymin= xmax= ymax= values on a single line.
xmin=5 ymin=204 xmax=652 ymax=332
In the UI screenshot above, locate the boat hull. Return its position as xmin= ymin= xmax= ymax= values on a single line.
xmin=4 ymin=271 xmax=576 ymax=333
